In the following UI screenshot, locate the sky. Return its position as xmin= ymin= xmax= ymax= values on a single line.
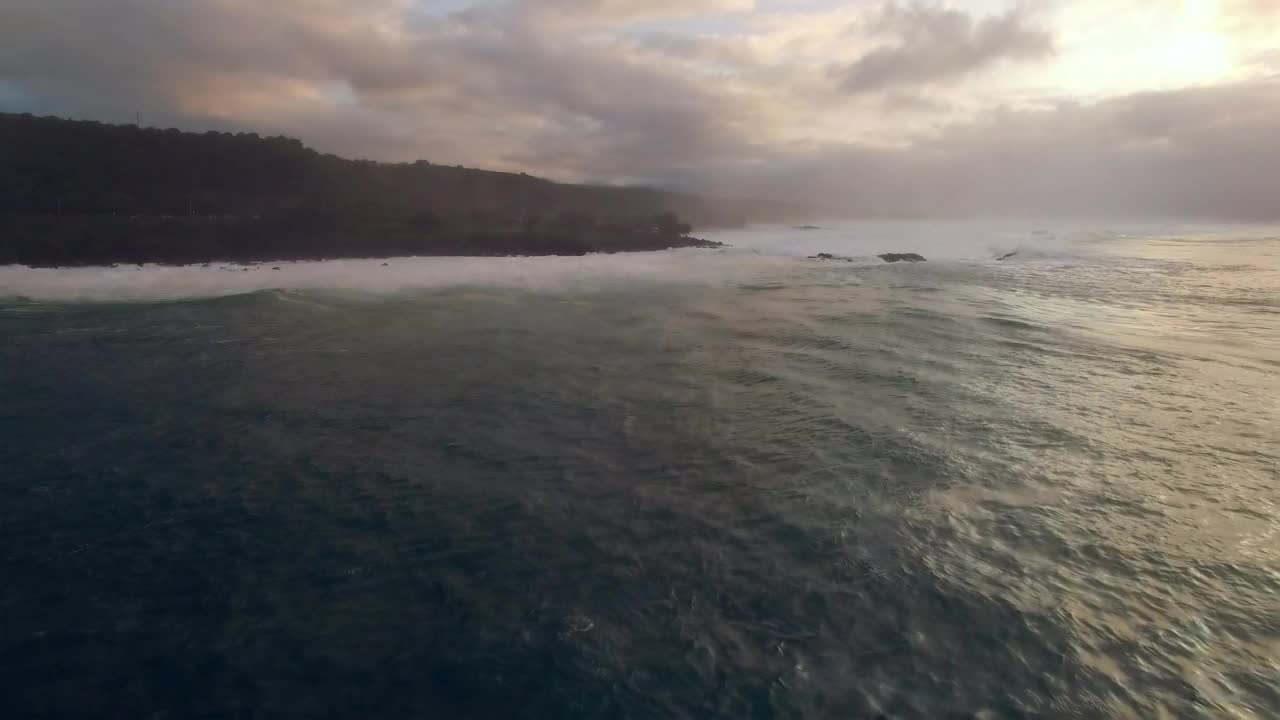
xmin=2 ymin=0 xmax=1278 ymax=218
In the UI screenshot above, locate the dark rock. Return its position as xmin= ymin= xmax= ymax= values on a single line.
xmin=997 ymin=251 xmax=1018 ymax=261
xmin=808 ymin=252 xmax=854 ymax=262
xmin=878 ymin=253 xmax=926 ymax=263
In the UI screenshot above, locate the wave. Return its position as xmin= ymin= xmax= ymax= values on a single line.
xmin=3 ymin=220 xmax=1272 ymax=303
xmin=703 ymin=221 xmax=1097 ymax=263
xmin=0 ymin=250 xmax=791 ymax=302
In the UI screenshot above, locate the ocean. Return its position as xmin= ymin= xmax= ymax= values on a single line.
xmin=1 ymin=222 xmax=1277 ymax=718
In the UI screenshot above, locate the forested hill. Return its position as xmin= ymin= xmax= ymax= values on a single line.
xmin=0 ymin=112 xmax=785 ymax=226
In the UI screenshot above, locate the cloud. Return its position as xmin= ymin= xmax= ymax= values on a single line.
xmin=433 ymin=9 xmax=761 ymax=180
xmin=837 ymin=3 xmax=1054 ymax=93
xmin=521 ymin=0 xmax=755 ymax=23
xmin=0 ymin=0 xmax=439 ymax=114
xmin=709 ymin=77 xmax=1280 ymax=220
xmin=0 ymin=0 xmax=762 ymax=176
xmin=1223 ymin=0 xmax=1280 ymax=42
xmin=1229 ymin=0 xmax=1280 ymax=17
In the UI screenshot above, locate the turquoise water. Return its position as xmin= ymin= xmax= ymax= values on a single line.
xmin=2 ymin=224 xmax=1277 ymax=717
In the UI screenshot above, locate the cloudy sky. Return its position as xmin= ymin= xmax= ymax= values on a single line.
xmin=2 ymin=0 xmax=1278 ymax=218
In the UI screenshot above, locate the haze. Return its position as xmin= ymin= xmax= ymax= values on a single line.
xmin=2 ymin=0 xmax=1278 ymax=219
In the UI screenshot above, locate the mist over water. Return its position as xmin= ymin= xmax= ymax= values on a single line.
xmin=2 ymin=222 xmax=1277 ymax=718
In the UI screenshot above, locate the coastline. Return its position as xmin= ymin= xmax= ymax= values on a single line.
xmin=0 ymin=214 xmax=724 ymax=268
xmin=0 ymin=239 xmax=726 ymax=269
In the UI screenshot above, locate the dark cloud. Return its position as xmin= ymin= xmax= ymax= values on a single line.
xmin=436 ymin=8 xmax=755 ymax=181
xmin=838 ymin=3 xmax=1054 ymax=93
xmin=879 ymin=91 xmax=953 ymax=113
xmin=0 ymin=0 xmax=440 ymax=117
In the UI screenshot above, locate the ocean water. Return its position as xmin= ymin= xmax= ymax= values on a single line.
xmin=1 ymin=222 xmax=1277 ymax=718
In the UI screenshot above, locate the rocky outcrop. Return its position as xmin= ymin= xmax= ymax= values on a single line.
xmin=808 ymin=251 xmax=929 ymax=263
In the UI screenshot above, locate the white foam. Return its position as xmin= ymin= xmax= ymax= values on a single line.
xmin=701 ymin=220 xmax=1083 ymax=261
xmin=7 ymin=219 xmax=1240 ymax=303
xmin=0 ymin=250 xmax=792 ymax=302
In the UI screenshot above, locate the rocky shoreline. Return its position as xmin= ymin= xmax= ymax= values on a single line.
xmin=807 ymin=252 xmax=928 ymax=263
xmin=0 ymin=213 xmax=724 ymax=268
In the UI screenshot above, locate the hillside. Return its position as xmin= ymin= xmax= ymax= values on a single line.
xmin=0 ymin=113 xmax=813 ymax=265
